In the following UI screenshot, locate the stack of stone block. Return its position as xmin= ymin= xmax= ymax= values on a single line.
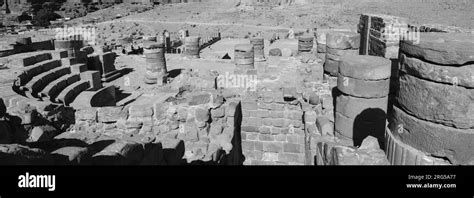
xmin=240 ymin=88 xmax=306 ymax=165
xmin=335 ymin=54 xmax=391 ymax=147
xmin=324 ymin=31 xmax=360 ymax=76
xmin=388 ymin=33 xmax=474 ymax=165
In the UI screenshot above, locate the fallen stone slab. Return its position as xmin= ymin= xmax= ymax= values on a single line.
xmin=94 ymin=140 xmax=144 ymax=165
xmin=339 ymin=54 xmax=392 ymax=80
xmin=0 ymin=144 xmax=53 ymax=165
xmin=51 ymin=146 xmax=91 ymax=165
xmin=337 ymin=73 xmax=390 ymax=98
xmin=400 ymin=32 xmax=474 ymax=65
xmin=26 ymin=125 xmax=59 ymax=143
xmin=400 ymin=53 xmax=474 ymax=88
xmin=388 ymin=106 xmax=474 ymax=165
xmin=397 ymin=73 xmax=474 ymax=129
xmin=330 ymin=144 xmax=390 ymax=165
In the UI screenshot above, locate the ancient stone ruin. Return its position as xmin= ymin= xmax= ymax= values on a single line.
xmin=0 ymin=1 xmax=473 ymax=167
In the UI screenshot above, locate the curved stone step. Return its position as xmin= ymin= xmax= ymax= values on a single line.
xmin=56 ymin=80 xmax=91 ymax=106
xmin=15 ymin=60 xmax=61 ymax=87
xmin=22 ymin=67 xmax=71 ymax=98
xmin=385 ymin=127 xmax=450 ymax=165
xmin=39 ymin=74 xmax=81 ymax=102
xmin=22 ymin=53 xmax=52 ymax=67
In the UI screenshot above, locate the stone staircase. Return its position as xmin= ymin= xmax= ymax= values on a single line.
xmin=12 ymin=50 xmax=104 ymax=106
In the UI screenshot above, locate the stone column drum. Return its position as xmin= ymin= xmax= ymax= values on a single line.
xmin=143 ymin=42 xmax=167 ymax=85
xmin=184 ymin=36 xmax=201 ymax=59
xmin=335 ymin=54 xmax=391 ymax=147
xmin=250 ymin=37 xmax=265 ymax=62
xmin=388 ymin=32 xmax=474 ymax=165
xmin=234 ymin=44 xmax=254 ymax=74
xmin=324 ymin=32 xmax=360 ymax=76
xmin=298 ymin=35 xmax=314 ymax=54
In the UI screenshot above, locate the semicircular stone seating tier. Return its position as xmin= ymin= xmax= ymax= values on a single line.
xmin=11 ymin=40 xmax=114 ymax=107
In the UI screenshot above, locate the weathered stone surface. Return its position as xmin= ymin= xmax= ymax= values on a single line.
xmin=51 ymin=146 xmax=91 ymax=165
xmin=26 ymin=125 xmax=58 ymax=143
xmin=316 ymin=116 xmax=333 ymax=136
xmin=337 ymin=73 xmax=390 ymax=98
xmin=211 ymin=107 xmax=225 ymax=118
xmin=304 ymin=110 xmax=317 ymax=123
xmin=335 ymin=94 xmax=388 ymax=119
xmin=183 ymin=122 xmax=199 ymax=142
xmin=187 ymin=92 xmax=210 ymax=106
xmin=323 ymin=58 xmax=339 ymax=76
xmin=129 ymin=105 xmax=153 ymax=118
xmin=326 ymin=32 xmax=360 ymax=50
xmin=269 ymin=48 xmax=282 ymax=56
xmin=281 ymin=48 xmax=293 ymax=57
xmin=97 ymin=140 xmax=144 ymax=165
xmin=226 ymin=101 xmax=239 ymax=117
xmin=194 ymin=108 xmax=209 ymax=122
xmin=75 ymin=108 xmax=97 ymax=122
xmin=400 ymin=53 xmax=474 ymax=88
xmin=98 ymin=107 xmax=127 ymax=123
xmin=331 ymin=145 xmax=389 ymax=165
xmin=0 ymin=144 xmax=53 ymax=165
xmin=399 ymin=33 xmax=474 ymax=65
xmin=388 ymin=106 xmax=474 ymax=165
xmin=321 ymin=95 xmax=334 ymax=110
xmin=397 ymin=74 xmax=474 ymax=129
xmin=385 ymin=126 xmax=451 ymax=165
xmin=339 ymin=55 xmax=392 ymax=80
xmin=326 ymin=48 xmax=359 ymax=57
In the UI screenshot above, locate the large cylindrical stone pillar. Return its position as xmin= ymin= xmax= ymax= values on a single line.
xmin=387 ymin=32 xmax=474 ymax=165
xmin=143 ymin=42 xmax=167 ymax=85
xmin=184 ymin=36 xmax=201 ymax=58
xmin=234 ymin=44 xmax=254 ymax=74
xmin=335 ymin=54 xmax=391 ymax=147
xmin=250 ymin=37 xmax=265 ymax=62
